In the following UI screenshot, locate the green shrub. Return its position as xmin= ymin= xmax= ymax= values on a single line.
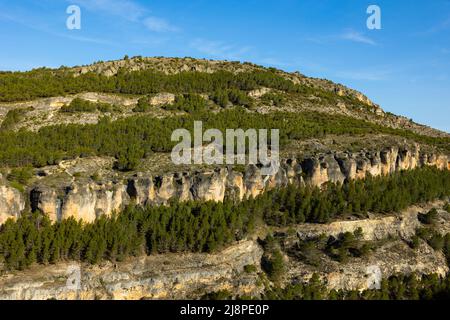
xmin=261 ymin=92 xmax=285 ymax=106
xmin=410 ymin=235 xmax=420 ymax=249
xmin=60 ymin=98 xmax=98 ymax=113
xmin=163 ymin=93 xmax=207 ymax=113
xmin=9 ymin=181 xmax=25 ymax=193
xmin=60 ymin=98 xmax=117 ymax=113
xmin=211 ymin=90 xmax=229 ymax=108
xmin=428 ymin=234 xmax=445 ymax=251
xmin=201 ymin=290 xmax=233 ymax=300
xmin=444 ymin=203 xmax=450 ymax=213
xmin=132 ymin=97 xmax=152 ymax=112
xmin=97 ymin=103 xmax=120 ymax=113
xmin=0 ymin=109 xmax=26 ymax=131
xmin=227 ymin=89 xmax=253 ymax=107
xmin=244 ymin=264 xmax=257 ymax=273
xmin=263 ymin=249 xmax=285 ymax=281
xmin=7 ymin=166 xmax=33 ymax=185
xmin=419 ymin=208 xmax=438 ymax=225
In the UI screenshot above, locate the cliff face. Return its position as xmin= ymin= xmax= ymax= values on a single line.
xmin=0 ymin=144 xmax=448 ymax=224
xmin=29 ymin=181 xmax=128 ymax=223
xmin=280 ymin=202 xmax=450 ymax=292
xmin=294 ymin=209 xmax=421 ymax=242
xmin=287 ymin=240 xmax=448 ymax=292
xmin=0 ymin=185 xmax=25 ymax=225
xmin=0 ymin=240 xmax=263 ymax=300
xmin=0 ymin=203 xmax=448 ymax=299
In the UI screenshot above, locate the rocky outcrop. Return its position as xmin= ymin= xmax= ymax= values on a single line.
xmin=288 ymin=240 xmax=448 ymax=292
xmin=248 ymin=87 xmax=271 ymax=98
xmin=0 ymin=185 xmax=26 ymax=225
xmin=30 ymin=181 xmax=129 ymax=223
xmin=281 ymin=202 xmax=450 ymax=291
xmin=149 ymin=93 xmax=176 ymax=106
xmin=0 ymin=240 xmax=263 ymax=300
xmin=294 ymin=208 xmax=421 ymax=242
xmin=0 ymin=202 xmax=448 ymax=299
xmin=1 ymin=145 xmax=449 ymax=224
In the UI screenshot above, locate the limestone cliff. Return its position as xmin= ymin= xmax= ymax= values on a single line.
xmin=0 ymin=184 xmax=25 ymax=225
xmin=287 ymin=240 xmax=448 ymax=292
xmin=29 ymin=181 xmax=128 ymax=223
xmin=0 ymin=203 xmax=448 ymax=299
xmin=0 ymin=144 xmax=448 ymax=224
xmin=0 ymin=240 xmax=263 ymax=300
xmin=281 ymin=202 xmax=450 ymax=292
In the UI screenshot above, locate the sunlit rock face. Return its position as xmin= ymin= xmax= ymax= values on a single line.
xmin=0 ymin=185 xmax=25 ymax=225
xmin=30 ymin=182 xmax=128 ymax=223
xmin=1 ymin=145 xmax=449 ymax=224
xmin=0 ymin=240 xmax=263 ymax=300
xmin=1 ymin=204 xmax=449 ymax=299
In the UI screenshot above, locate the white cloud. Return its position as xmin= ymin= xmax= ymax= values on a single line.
xmin=335 ymin=69 xmax=391 ymax=81
xmin=70 ymin=0 xmax=147 ymax=21
xmin=0 ymin=10 xmax=115 ymax=46
xmin=57 ymin=33 xmax=116 ymax=45
xmin=71 ymin=1 xmax=180 ymax=33
xmin=143 ymin=17 xmax=179 ymax=32
xmin=304 ymin=30 xmax=377 ymax=46
xmin=340 ymin=30 xmax=377 ymax=46
xmin=257 ymin=57 xmax=290 ymax=67
xmin=190 ymin=39 xmax=251 ymax=60
xmin=417 ymin=15 xmax=450 ymax=35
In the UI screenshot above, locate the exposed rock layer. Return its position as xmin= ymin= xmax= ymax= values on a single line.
xmin=0 ymin=185 xmax=25 ymax=225
xmin=0 ymin=145 xmax=448 ymax=224
xmin=0 ymin=240 xmax=263 ymax=300
xmin=0 ymin=204 xmax=448 ymax=299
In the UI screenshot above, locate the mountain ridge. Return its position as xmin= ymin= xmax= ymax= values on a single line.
xmin=0 ymin=56 xmax=448 ymax=139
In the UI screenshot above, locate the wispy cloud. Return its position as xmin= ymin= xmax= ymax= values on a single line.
xmin=304 ymin=29 xmax=377 ymax=46
xmin=69 ymin=0 xmax=147 ymax=21
xmin=71 ymin=0 xmax=180 ymax=33
xmin=257 ymin=57 xmax=291 ymax=67
xmin=417 ymin=15 xmax=450 ymax=35
xmin=0 ymin=11 xmax=115 ymax=45
xmin=190 ymin=39 xmax=252 ymax=60
xmin=304 ymin=36 xmax=329 ymax=45
xmin=335 ymin=68 xmax=391 ymax=81
xmin=130 ymin=36 xmax=169 ymax=47
xmin=57 ymin=33 xmax=116 ymax=45
xmin=143 ymin=17 xmax=179 ymax=32
xmin=340 ymin=30 xmax=377 ymax=46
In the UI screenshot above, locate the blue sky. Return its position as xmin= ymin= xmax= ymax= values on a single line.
xmin=0 ymin=0 xmax=449 ymax=132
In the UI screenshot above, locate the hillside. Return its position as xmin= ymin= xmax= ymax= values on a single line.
xmin=1 ymin=57 xmax=448 ymax=138
xmin=0 ymin=57 xmax=449 ymax=300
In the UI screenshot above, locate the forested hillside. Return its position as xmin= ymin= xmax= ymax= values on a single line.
xmin=1 ymin=167 xmax=449 ymax=270
xmin=0 ymin=108 xmax=449 ymax=169
xmin=0 ymin=57 xmax=450 ymax=300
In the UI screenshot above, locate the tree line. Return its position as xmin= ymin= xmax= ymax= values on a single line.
xmin=264 ymin=273 xmax=450 ymax=300
xmin=0 ymin=167 xmax=448 ymax=271
xmin=60 ymin=98 xmax=120 ymax=113
xmin=0 ymin=68 xmax=341 ymax=103
xmin=1 ymin=107 xmax=448 ymax=169
xmin=261 ymin=167 xmax=450 ymax=225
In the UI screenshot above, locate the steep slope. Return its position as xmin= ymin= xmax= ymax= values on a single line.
xmin=0 ymin=57 xmax=448 ymax=137
xmin=0 ymin=57 xmax=449 ymax=300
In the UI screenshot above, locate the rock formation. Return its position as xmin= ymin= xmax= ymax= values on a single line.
xmin=0 ymin=240 xmax=263 ymax=300
xmin=0 ymin=184 xmax=25 ymax=225
xmin=0 ymin=145 xmax=448 ymax=224
xmin=1 ymin=203 xmax=448 ymax=299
